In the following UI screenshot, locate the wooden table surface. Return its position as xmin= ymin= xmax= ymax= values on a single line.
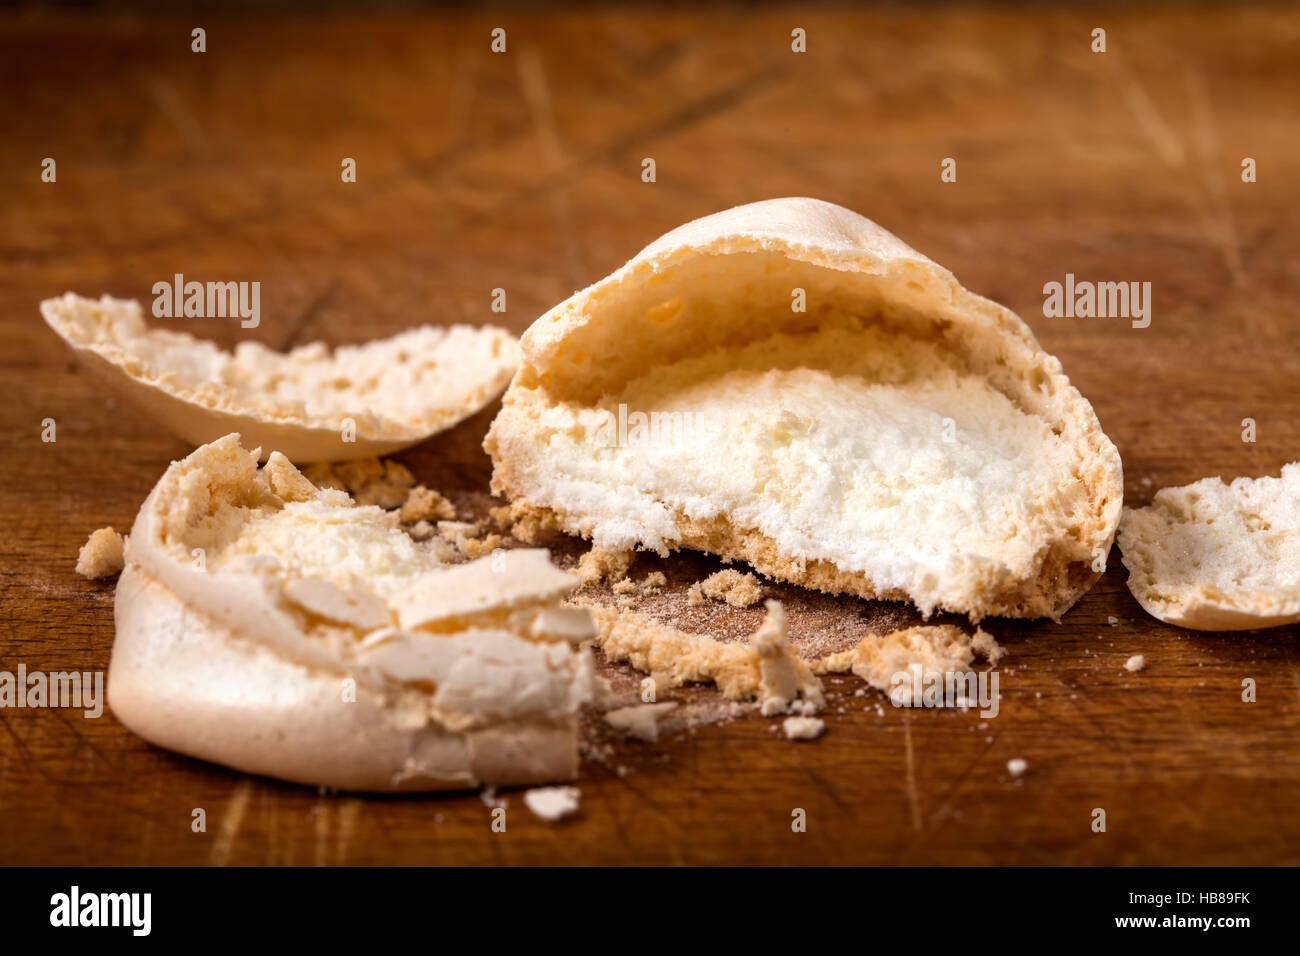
xmin=2 ymin=3 xmax=1298 ymax=866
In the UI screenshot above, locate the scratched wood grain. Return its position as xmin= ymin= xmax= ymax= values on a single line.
xmin=1 ymin=4 xmax=1298 ymax=865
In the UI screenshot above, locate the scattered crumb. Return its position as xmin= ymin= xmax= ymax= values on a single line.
xmin=496 ymin=502 xmax=556 ymax=543
xmin=1007 ymin=758 xmax=1028 ymax=777
xmin=603 ymin=702 xmax=678 ymax=742
xmin=687 ymin=569 xmax=763 ymax=608
xmin=438 ymin=520 xmax=479 ymax=541
xmin=577 ymin=548 xmax=633 ymax=586
xmin=437 ymin=520 xmax=501 ymax=559
xmin=611 ymin=571 xmax=666 ymax=595
xmin=1107 ymin=616 xmax=1119 ymax=626
xmin=347 ymin=459 xmax=415 ymax=508
xmin=592 ymin=675 xmax=617 ymax=711
xmin=305 ymin=458 xmax=415 ymax=509
xmin=76 ymin=527 xmax=125 ymax=579
xmin=399 ymin=485 xmax=455 ymax=524
xmin=576 ymin=598 xmax=821 ymax=707
xmin=580 ymin=600 xmax=1007 ymax=721
xmin=970 ymin=628 xmax=1006 ymax=665
xmin=813 ymin=625 xmax=1001 ymax=696
xmin=782 ymin=716 xmax=825 ymax=740
xmin=752 ymin=601 xmax=824 ymax=714
xmin=1124 ymin=654 xmax=1146 ymax=672
xmin=459 ymin=533 xmax=502 ymax=559
xmin=523 ymin=786 xmax=580 ymax=822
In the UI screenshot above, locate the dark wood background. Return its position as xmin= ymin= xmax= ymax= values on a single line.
xmin=2 ymin=2 xmax=1298 ymax=865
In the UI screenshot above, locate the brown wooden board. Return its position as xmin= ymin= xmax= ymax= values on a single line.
xmin=1 ymin=4 xmax=1297 ymax=865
